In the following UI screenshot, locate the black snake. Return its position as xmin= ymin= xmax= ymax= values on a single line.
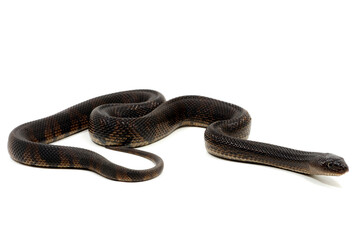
xmin=7 ymin=90 xmax=349 ymax=181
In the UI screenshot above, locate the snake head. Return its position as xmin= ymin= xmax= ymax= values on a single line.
xmin=310 ymin=153 xmax=349 ymax=176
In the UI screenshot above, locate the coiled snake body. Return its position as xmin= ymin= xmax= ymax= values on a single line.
xmin=8 ymin=90 xmax=348 ymax=181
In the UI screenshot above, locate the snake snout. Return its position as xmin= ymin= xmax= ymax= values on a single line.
xmin=323 ymin=153 xmax=349 ymax=175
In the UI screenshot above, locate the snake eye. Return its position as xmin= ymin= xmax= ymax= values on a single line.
xmin=327 ymin=161 xmax=340 ymax=171
xmin=327 ymin=162 xmax=334 ymax=169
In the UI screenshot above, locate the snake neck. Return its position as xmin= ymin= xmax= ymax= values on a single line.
xmin=204 ymin=126 xmax=320 ymax=174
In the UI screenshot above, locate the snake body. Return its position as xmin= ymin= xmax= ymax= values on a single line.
xmin=8 ymin=90 xmax=348 ymax=181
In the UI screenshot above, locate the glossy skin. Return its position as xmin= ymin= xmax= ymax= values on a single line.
xmin=8 ymin=90 xmax=348 ymax=181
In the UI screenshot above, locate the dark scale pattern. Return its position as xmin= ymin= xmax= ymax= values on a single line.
xmin=8 ymin=90 xmax=348 ymax=181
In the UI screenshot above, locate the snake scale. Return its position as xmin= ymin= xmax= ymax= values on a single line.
xmin=8 ymin=90 xmax=349 ymax=181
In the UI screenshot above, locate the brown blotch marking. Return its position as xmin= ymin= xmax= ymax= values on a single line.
xmin=116 ymin=172 xmax=132 ymax=182
xmin=71 ymin=153 xmax=82 ymax=168
xmin=69 ymin=109 xmax=89 ymax=132
xmin=129 ymin=123 xmax=148 ymax=146
xmin=58 ymin=150 xmax=71 ymax=167
xmin=79 ymin=114 xmax=89 ymax=129
xmin=23 ymin=144 xmax=49 ymax=167
xmin=70 ymin=118 xmax=80 ymax=133
xmin=53 ymin=120 xmax=64 ymax=139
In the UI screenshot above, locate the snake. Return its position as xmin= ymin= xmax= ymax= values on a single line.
xmin=7 ymin=89 xmax=349 ymax=181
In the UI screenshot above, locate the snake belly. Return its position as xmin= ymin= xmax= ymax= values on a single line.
xmin=7 ymin=90 xmax=348 ymax=181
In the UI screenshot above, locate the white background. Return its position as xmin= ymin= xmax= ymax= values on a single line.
xmin=1 ymin=1 xmax=359 ymax=239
